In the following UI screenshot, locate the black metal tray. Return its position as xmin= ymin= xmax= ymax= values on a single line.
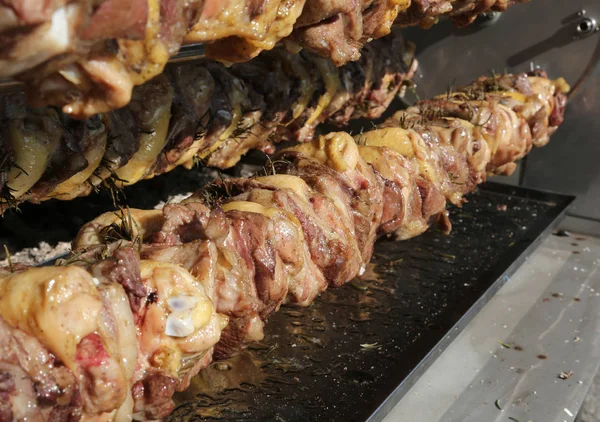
xmin=167 ymin=182 xmax=574 ymax=422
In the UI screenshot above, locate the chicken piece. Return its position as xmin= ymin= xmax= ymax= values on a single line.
xmin=202 ymin=0 xmax=307 ymax=63
xmin=151 ymin=65 xmax=215 ymax=176
xmin=0 ymin=316 xmax=82 ymax=421
xmin=0 ymin=244 xmax=227 ymax=421
xmin=362 ymin=0 xmax=411 ymax=39
xmin=290 ymin=0 xmax=365 ymax=66
xmin=0 ymin=2 xmax=84 ymax=78
xmin=0 ymin=93 xmax=63 ymax=204
xmin=42 ymin=116 xmax=108 ymax=201
xmin=197 ymin=63 xmax=275 ymax=169
xmin=4 ymin=0 xmax=200 ymax=118
xmin=0 ymin=265 xmax=135 ymax=419
xmin=448 ymin=0 xmax=529 ymax=27
xmin=185 ymin=0 xmax=282 ymax=43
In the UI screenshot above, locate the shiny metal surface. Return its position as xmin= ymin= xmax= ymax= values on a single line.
xmin=0 ymin=78 xmax=23 ymax=92
xmin=575 ymin=17 xmax=597 ymax=37
xmin=167 ymin=43 xmax=206 ymax=63
xmin=403 ymin=0 xmax=600 ymax=220
xmin=386 ymin=217 xmax=600 ymax=422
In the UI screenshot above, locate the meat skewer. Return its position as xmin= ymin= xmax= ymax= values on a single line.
xmin=0 ymin=31 xmax=417 ymax=210
xmin=0 ymin=0 xmax=528 ymax=117
xmin=0 ymin=70 xmax=568 ymax=420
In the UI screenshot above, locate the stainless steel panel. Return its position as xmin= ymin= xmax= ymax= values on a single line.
xmin=385 ymin=222 xmax=600 ymax=422
xmin=404 ymin=0 xmax=600 ymax=220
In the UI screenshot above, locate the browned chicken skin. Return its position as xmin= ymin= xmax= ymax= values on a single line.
xmin=0 ymin=0 xmax=528 ymax=117
xmin=0 ymin=71 xmax=567 ymax=420
xmin=0 ymin=31 xmax=417 ymax=209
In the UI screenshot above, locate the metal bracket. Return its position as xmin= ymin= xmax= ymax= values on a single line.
xmin=475 ymin=10 xmax=503 ymax=27
xmin=573 ymin=9 xmax=599 ymax=40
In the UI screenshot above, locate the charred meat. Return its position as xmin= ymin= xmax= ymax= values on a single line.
xmin=0 ymin=71 xmax=567 ymax=420
xmin=0 ymin=31 xmax=417 ymax=209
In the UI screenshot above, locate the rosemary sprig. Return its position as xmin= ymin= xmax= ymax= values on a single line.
xmin=3 ymin=245 xmax=14 ymax=272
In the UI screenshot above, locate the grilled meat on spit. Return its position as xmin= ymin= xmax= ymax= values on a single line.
xmin=0 ymin=32 xmax=417 ymax=209
xmin=0 ymin=71 xmax=568 ymax=420
xmin=1 ymin=0 xmax=527 ymax=117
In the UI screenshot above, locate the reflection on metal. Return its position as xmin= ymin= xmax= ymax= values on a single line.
xmin=475 ymin=11 xmax=503 ymax=27
xmin=386 ymin=219 xmax=600 ymax=422
xmin=166 ymin=43 xmax=206 ymax=63
xmin=0 ymin=78 xmax=23 ymax=92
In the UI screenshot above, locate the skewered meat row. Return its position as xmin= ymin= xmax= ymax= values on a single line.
xmin=0 ymin=31 xmax=417 ymax=210
xmin=289 ymin=0 xmax=528 ymax=66
xmin=0 ymin=70 xmax=568 ymax=421
xmin=1 ymin=0 xmax=527 ymax=117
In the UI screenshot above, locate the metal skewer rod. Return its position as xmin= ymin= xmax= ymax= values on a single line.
xmin=0 ymin=43 xmax=206 ymax=93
